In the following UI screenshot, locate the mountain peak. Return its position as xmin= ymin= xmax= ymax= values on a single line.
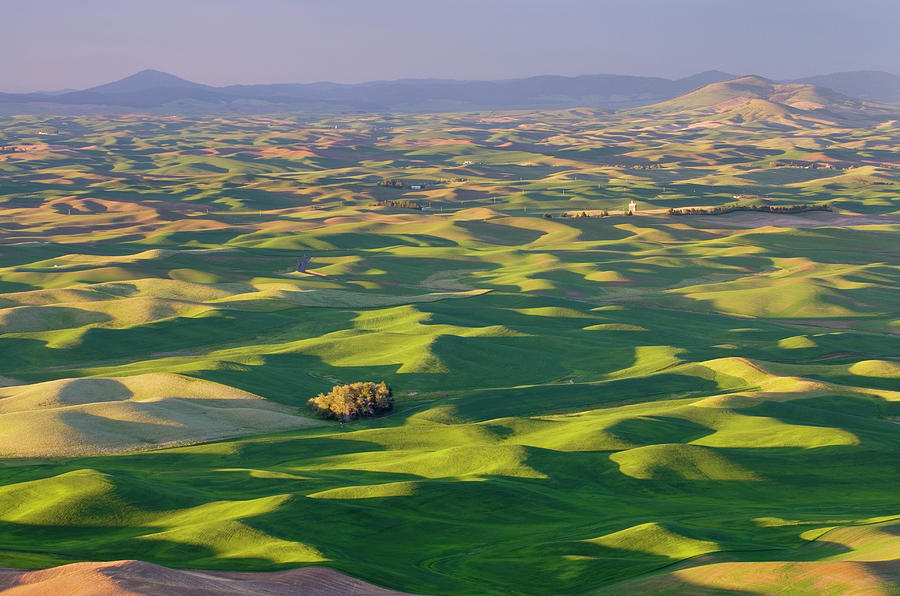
xmin=83 ymin=69 xmax=205 ymax=94
xmin=677 ymin=70 xmax=734 ymax=82
xmin=726 ymin=75 xmax=775 ymax=87
xmin=672 ymin=70 xmax=736 ymax=94
xmin=132 ymin=68 xmax=183 ymax=79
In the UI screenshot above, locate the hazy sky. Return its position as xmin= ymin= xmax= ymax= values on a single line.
xmin=4 ymin=0 xmax=899 ymax=92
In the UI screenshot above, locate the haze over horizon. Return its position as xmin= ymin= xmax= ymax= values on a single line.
xmin=4 ymin=0 xmax=899 ymax=93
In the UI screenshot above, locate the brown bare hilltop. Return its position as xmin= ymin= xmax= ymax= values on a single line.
xmin=0 ymin=560 xmax=419 ymax=596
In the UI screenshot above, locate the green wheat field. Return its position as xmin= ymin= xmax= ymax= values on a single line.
xmin=0 ymin=90 xmax=898 ymax=594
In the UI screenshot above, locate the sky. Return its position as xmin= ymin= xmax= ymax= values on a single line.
xmin=3 ymin=0 xmax=899 ymax=92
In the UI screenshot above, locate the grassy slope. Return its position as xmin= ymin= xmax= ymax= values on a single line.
xmin=0 ymin=373 xmax=320 ymax=457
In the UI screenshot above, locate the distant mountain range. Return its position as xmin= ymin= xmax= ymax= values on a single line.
xmin=1 ymin=69 xmax=898 ymax=114
xmin=788 ymin=71 xmax=900 ymax=105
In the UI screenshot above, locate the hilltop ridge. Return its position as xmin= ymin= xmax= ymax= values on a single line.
xmin=647 ymin=75 xmax=862 ymax=112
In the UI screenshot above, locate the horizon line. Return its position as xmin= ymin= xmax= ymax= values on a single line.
xmin=12 ymin=67 xmax=900 ymax=95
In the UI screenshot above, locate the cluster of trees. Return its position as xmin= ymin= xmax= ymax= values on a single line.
xmin=307 ymin=381 xmax=394 ymax=421
xmin=668 ymin=203 xmax=832 ymax=216
xmin=563 ymin=210 xmax=610 ymax=219
xmin=770 ymin=159 xmax=837 ymax=170
xmin=379 ymin=178 xmax=405 ymax=188
xmin=589 ymin=160 xmax=663 ymax=170
xmin=563 ymin=209 xmax=609 ymax=219
xmin=373 ymin=199 xmax=422 ymax=210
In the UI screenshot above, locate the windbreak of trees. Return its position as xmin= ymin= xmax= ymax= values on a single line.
xmin=379 ymin=178 xmax=405 ymax=188
xmin=373 ymin=199 xmax=422 ymax=210
xmin=307 ymin=381 xmax=394 ymax=421
xmin=770 ymin=159 xmax=838 ymax=169
xmin=668 ymin=203 xmax=832 ymax=216
xmin=569 ymin=210 xmax=609 ymax=218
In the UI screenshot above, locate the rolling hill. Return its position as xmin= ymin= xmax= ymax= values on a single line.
xmin=0 ymin=373 xmax=320 ymax=457
xmin=644 ymin=75 xmax=862 ymax=113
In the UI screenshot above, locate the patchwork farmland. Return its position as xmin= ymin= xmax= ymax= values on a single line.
xmin=0 ymin=78 xmax=898 ymax=595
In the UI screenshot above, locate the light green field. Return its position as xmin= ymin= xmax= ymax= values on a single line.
xmin=0 ymin=103 xmax=898 ymax=595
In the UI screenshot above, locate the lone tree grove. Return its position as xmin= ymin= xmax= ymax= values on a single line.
xmin=307 ymin=381 xmax=394 ymax=421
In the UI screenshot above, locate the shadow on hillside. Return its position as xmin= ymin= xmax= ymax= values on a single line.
xmin=607 ymin=416 xmax=712 ymax=446
xmin=0 ymin=305 xmax=112 ymax=335
xmin=52 ymin=200 xmax=108 ymax=215
xmin=0 ymin=411 xmax=895 ymax=594
xmin=57 ymin=378 xmax=133 ymax=405
xmin=863 ymin=560 xmax=900 ymax=588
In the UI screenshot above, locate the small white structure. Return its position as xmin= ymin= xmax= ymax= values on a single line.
xmin=628 ymin=199 xmax=637 ymax=214
xmin=410 ymin=185 xmax=423 ymax=190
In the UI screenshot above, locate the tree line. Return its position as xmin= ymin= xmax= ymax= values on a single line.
xmin=373 ymin=199 xmax=422 ymax=210
xmin=668 ymin=203 xmax=832 ymax=216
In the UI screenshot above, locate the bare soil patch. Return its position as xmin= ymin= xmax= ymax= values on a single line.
xmin=0 ymin=560 xmax=419 ymax=596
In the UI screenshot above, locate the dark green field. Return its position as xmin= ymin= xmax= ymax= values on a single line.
xmin=0 ymin=88 xmax=898 ymax=594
